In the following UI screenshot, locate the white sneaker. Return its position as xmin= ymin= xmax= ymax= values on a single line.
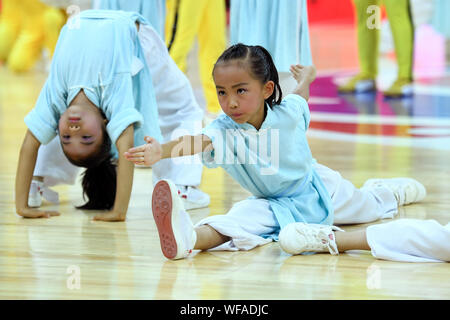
xmin=362 ymin=178 xmax=426 ymax=206
xmin=28 ymin=180 xmax=43 ymax=207
xmin=279 ymin=223 xmax=343 ymax=256
xmin=176 ymin=185 xmax=210 ymax=210
xmin=28 ymin=180 xmax=59 ymax=208
xmin=152 ymin=179 xmax=197 ymax=260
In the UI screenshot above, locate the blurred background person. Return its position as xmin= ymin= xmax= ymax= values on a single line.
xmin=337 ymin=0 xmax=415 ymax=98
xmin=229 ymin=0 xmax=313 ymax=97
xmin=165 ymin=0 xmax=226 ymax=116
xmin=0 ymin=0 xmax=66 ymax=73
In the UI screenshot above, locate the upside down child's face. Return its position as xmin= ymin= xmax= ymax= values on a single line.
xmin=58 ymin=104 xmax=106 ymax=162
xmin=213 ymin=61 xmax=274 ymax=130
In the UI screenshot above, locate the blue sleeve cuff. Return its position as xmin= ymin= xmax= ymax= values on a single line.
xmin=24 ymin=109 xmax=58 ymax=144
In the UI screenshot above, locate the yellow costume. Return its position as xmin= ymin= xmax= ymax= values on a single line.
xmin=339 ymin=0 xmax=414 ymax=97
xmin=165 ymin=0 xmax=226 ymax=114
xmin=0 ymin=0 xmax=65 ymax=72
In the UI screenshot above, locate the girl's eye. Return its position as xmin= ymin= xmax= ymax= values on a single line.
xmin=62 ymin=135 xmax=70 ymax=140
xmin=82 ymin=136 xmax=91 ymax=139
xmin=237 ymin=88 xmax=247 ymax=94
xmin=217 ymin=90 xmax=226 ymax=96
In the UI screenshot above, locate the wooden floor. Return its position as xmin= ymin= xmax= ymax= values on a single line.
xmin=1 ymin=36 xmax=450 ymax=300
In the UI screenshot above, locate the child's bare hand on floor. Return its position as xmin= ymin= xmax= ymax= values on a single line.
xmin=93 ymin=210 xmax=126 ymax=222
xmin=17 ymin=207 xmax=60 ymax=219
xmin=124 ymin=136 xmax=162 ymax=166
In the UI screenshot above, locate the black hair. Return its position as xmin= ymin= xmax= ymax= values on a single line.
xmin=213 ymin=43 xmax=282 ymax=108
xmin=62 ymin=111 xmax=117 ymax=211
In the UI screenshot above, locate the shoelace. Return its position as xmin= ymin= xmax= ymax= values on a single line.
xmin=371 ymin=181 xmax=416 ymax=205
xmin=300 ymin=227 xmax=339 ymax=255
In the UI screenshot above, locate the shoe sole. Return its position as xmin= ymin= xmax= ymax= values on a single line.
xmin=152 ymin=180 xmax=181 ymax=260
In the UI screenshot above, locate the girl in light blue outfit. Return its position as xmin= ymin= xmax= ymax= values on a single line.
xmin=93 ymin=0 xmax=166 ymax=39
xmin=125 ymin=43 xmax=437 ymax=262
xmin=16 ymin=10 xmax=207 ymax=221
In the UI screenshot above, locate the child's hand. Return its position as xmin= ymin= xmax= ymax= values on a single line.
xmin=290 ymin=64 xmax=317 ymax=84
xmin=92 ymin=210 xmax=125 ymax=222
xmin=124 ymin=136 xmax=162 ymax=166
xmin=16 ymin=207 xmax=60 ymax=219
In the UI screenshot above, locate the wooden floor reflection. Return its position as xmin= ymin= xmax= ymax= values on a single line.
xmin=0 ymin=63 xmax=449 ymax=300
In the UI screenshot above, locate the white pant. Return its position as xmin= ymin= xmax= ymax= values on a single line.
xmin=196 ymin=163 xmax=399 ymax=251
xmin=367 ymin=219 xmax=450 ymax=262
xmin=197 ymin=164 xmax=450 ymax=262
xmin=33 ymin=24 xmax=204 ymax=188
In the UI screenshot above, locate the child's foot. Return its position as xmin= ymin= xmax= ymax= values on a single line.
xmin=289 ymin=64 xmax=316 ymax=84
xmin=152 ymin=179 xmax=197 ymax=260
xmin=176 ymin=185 xmax=210 ymax=210
xmin=279 ymin=223 xmax=342 ymax=255
xmin=362 ymin=178 xmax=426 ymax=206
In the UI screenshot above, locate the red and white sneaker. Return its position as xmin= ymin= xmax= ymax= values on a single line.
xmin=152 ymin=179 xmax=197 ymax=260
xmin=28 ymin=180 xmax=59 ymax=208
xmin=28 ymin=180 xmax=44 ymax=208
xmin=176 ymin=185 xmax=210 ymax=210
xmin=279 ymin=223 xmax=343 ymax=256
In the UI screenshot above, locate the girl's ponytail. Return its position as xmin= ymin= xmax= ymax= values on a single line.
xmin=77 ymin=158 xmax=116 ymax=210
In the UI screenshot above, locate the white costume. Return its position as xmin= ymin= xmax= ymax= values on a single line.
xmin=196 ymin=163 xmax=398 ymax=251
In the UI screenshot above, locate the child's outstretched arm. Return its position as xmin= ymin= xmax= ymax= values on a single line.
xmin=15 ymin=130 xmax=60 ymax=218
xmin=289 ymin=64 xmax=317 ymax=101
xmin=93 ymin=125 xmax=135 ymax=222
xmin=124 ymin=134 xmax=212 ymax=166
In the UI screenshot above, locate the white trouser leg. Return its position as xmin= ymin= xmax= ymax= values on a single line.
xmin=33 ymin=136 xmax=80 ymax=187
xmin=366 ymin=219 xmax=450 ymax=262
xmin=138 ymin=24 xmax=204 ymax=187
xmin=313 ymin=163 xmax=398 ymax=225
xmin=195 ymin=198 xmax=276 ymax=251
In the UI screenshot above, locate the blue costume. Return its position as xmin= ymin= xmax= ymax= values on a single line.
xmin=95 ymin=0 xmax=166 ymax=39
xmin=24 ymin=10 xmax=162 ymax=155
xmin=201 ymin=94 xmax=333 ymax=239
xmin=230 ymin=0 xmax=313 ymax=72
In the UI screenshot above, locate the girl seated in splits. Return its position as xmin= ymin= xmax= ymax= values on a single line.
xmin=16 ymin=9 xmax=209 ymax=222
xmin=125 ymin=43 xmax=448 ymax=263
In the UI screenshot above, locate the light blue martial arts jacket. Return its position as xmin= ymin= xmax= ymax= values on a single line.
xmin=24 ymin=10 xmax=162 ymax=157
xmin=432 ymin=0 xmax=450 ymax=38
xmin=230 ymin=0 xmax=313 ymax=72
xmin=201 ymin=94 xmax=333 ymax=239
xmin=96 ymin=0 xmax=166 ymax=39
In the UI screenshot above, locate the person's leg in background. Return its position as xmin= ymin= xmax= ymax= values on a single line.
xmin=383 ymin=0 xmax=414 ymax=97
xmin=42 ymin=6 xmax=66 ymax=58
xmin=338 ymin=0 xmax=379 ymax=93
xmin=0 ymin=0 xmax=22 ymax=63
xmin=197 ymin=0 xmax=226 ymax=115
xmin=7 ymin=0 xmax=46 ymax=72
xmin=166 ymin=0 xmax=207 ymax=74
xmin=138 ymin=24 xmax=210 ymax=210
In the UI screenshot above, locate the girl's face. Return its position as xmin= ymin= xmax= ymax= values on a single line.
xmin=58 ymin=104 xmax=106 ymax=162
xmin=213 ymin=61 xmax=274 ymax=130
